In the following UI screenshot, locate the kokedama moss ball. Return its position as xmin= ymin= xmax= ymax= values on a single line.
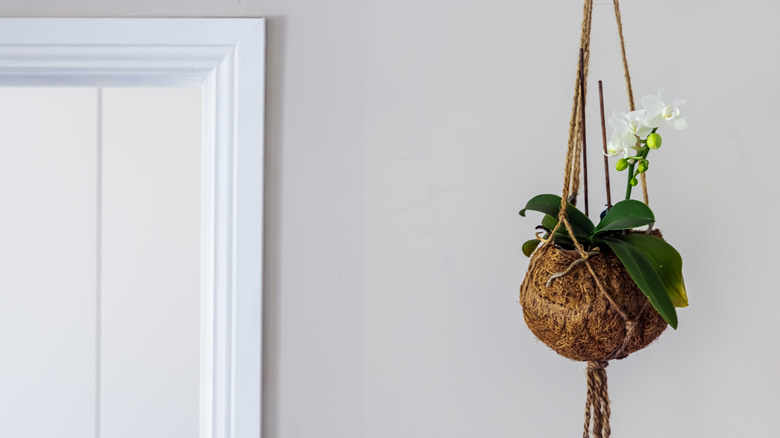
xmin=519 ymin=241 xmax=667 ymax=362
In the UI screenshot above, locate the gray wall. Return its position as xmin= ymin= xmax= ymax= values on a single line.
xmin=2 ymin=1 xmax=778 ymax=437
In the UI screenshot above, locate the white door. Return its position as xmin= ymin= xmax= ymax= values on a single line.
xmin=0 ymin=86 xmax=203 ymax=438
xmin=0 ymin=19 xmax=265 ymax=438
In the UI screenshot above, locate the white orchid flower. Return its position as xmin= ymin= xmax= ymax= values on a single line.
xmin=610 ymin=110 xmax=654 ymax=140
xmin=606 ymin=128 xmax=634 ymax=157
xmin=641 ymin=89 xmax=688 ymax=130
xmin=606 ymin=110 xmax=651 ymax=156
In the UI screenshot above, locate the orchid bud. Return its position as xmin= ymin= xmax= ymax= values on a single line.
xmin=647 ymin=133 xmax=662 ymax=149
xmin=616 ymin=158 xmax=629 ymax=171
xmin=630 ymin=177 xmax=638 ymax=186
xmin=637 ymin=161 xmax=649 ymax=173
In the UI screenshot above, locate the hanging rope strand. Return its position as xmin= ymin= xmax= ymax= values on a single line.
xmin=612 ymin=0 xmax=649 ymax=205
xmin=548 ymin=0 xmax=593 ymax=255
xmin=612 ymin=0 xmax=634 ymax=112
xmin=582 ymin=382 xmax=594 ymax=438
xmin=583 ymin=361 xmax=611 ymax=438
xmin=567 ymin=0 xmax=593 ymax=206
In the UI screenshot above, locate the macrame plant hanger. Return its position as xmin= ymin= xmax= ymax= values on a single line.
xmin=545 ymin=1 xmax=646 ymax=437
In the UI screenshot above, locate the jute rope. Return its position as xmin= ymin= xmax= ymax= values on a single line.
xmin=583 ymin=361 xmax=611 ymax=438
xmin=547 ymin=0 xmax=593 ymax=258
xmin=542 ymin=1 xmax=644 ymax=436
xmin=612 ymin=0 xmax=635 ymax=112
xmin=612 ymin=0 xmax=649 ymax=205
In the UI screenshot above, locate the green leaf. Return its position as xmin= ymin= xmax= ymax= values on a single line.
xmin=519 ymin=194 xmax=595 ymax=237
xmin=593 ymin=200 xmax=655 ymax=234
xmin=602 ymin=237 xmax=678 ymax=329
xmin=522 ymin=239 xmax=541 ymax=257
xmin=617 ymin=233 xmax=688 ymax=308
xmin=541 ymin=214 xmax=558 ymax=230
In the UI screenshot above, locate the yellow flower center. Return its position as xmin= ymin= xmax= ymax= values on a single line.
xmin=662 ymin=105 xmax=679 ymax=120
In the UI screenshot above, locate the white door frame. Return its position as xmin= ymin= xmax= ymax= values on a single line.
xmin=0 ymin=18 xmax=265 ymax=438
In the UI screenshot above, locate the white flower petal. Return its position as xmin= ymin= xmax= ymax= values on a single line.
xmin=641 ymin=94 xmax=665 ymax=118
xmin=608 ymin=111 xmax=629 ymax=131
xmin=679 ymin=102 xmax=693 ymax=119
xmin=606 ymin=130 xmax=624 ymax=156
xmin=644 ymin=113 xmax=662 ymax=129
xmin=621 ymin=131 xmax=637 ymax=150
xmin=657 ymin=88 xmax=670 ymax=103
xmin=669 ymin=118 xmax=688 ymax=130
xmin=636 ymin=125 xmax=653 ymax=139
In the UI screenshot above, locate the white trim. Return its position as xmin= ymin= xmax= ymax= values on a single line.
xmin=0 ymin=18 xmax=265 ymax=438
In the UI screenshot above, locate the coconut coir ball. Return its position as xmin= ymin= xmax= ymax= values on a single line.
xmin=519 ymin=241 xmax=667 ymax=362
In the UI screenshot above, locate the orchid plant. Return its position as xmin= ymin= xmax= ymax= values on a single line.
xmin=520 ymin=89 xmax=689 ymax=329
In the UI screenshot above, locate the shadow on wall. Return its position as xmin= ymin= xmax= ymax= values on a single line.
xmin=262 ymin=14 xmax=286 ymax=438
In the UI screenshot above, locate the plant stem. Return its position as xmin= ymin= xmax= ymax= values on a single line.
xmin=624 ymin=161 xmax=636 ymax=200
xmin=624 ymin=146 xmax=650 ymax=200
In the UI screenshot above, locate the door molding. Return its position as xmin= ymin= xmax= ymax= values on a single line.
xmin=0 ymin=18 xmax=265 ymax=438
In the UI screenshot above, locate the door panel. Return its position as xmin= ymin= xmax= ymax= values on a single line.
xmin=0 ymin=86 xmax=202 ymax=438
xmin=0 ymin=87 xmax=98 ymax=438
xmin=100 ymin=87 xmax=202 ymax=438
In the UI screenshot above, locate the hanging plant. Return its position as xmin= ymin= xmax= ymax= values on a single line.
xmin=517 ymin=1 xmax=690 ymax=437
xmin=521 ymin=89 xmax=690 ymax=331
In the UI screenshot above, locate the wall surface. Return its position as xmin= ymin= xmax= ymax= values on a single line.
xmin=1 ymin=1 xmax=779 ymax=437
